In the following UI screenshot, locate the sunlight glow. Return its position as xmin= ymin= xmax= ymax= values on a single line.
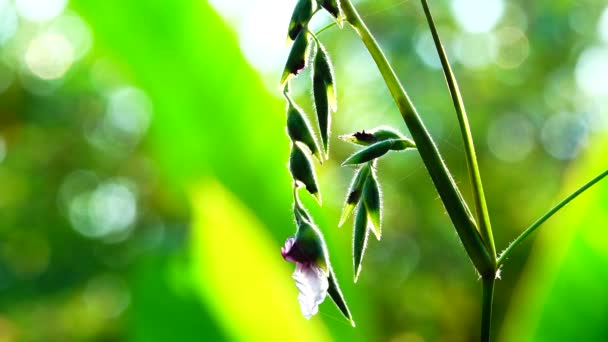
xmin=15 ymin=0 xmax=66 ymax=22
xmin=0 ymin=0 xmax=18 ymax=45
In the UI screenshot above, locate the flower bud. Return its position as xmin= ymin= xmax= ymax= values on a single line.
xmin=289 ymin=142 xmax=321 ymax=203
xmin=353 ymin=201 xmax=370 ymax=282
xmin=340 ymin=126 xmax=414 ymax=150
xmin=362 ymin=168 xmax=382 ymax=240
xmin=281 ymin=31 xmax=311 ymax=87
xmin=313 ymin=42 xmax=337 ymax=155
xmin=286 ymin=97 xmax=322 ymax=162
xmin=341 ymin=139 xmax=393 ymax=166
xmin=288 ymin=0 xmax=316 ymax=41
xmin=338 ymin=163 xmax=370 ymax=227
xmin=316 ymin=0 xmax=342 ymax=24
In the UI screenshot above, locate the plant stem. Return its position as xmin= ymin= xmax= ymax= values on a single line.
xmin=497 ymin=168 xmax=608 ymax=266
xmin=419 ymin=0 xmax=496 ymax=260
xmin=340 ymin=0 xmax=495 ymax=276
xmin=481 ymin=276 xmax=495 ymax=342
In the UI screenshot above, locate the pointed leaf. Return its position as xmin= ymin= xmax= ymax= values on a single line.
xmin=288 ymin=0 xmax=315 ymax=41
xmin=353 ymin=202 xmax=370 ymax=282
xmin=327 ymin=267 xmax=355 ymax=326
xmin=313 ymin=42 xmax=336 ymax=155
xmin=338 ymin=163 xmax=370 ymax=227
xmin=289 ymin=142 xmax=321 ymax=203
xmin=286 ymin=97 xmax=322 ymax=162
xmin=281 ymin=31 xmax=311 ymax=87
xmin=362 ymin=168 xmax=382 ymax=240
xmin=341 ymin=139 xmax=393 ymax=166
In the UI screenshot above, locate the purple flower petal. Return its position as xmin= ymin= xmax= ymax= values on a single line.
xmin=292 ymin=262 xmax=329 ymax=319
xmin=281 ymin=237 xmax=296 ymax=262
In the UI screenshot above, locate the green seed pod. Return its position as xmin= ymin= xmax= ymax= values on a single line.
xmin=341 ymin=139 xmax=394 ymax=166
xmin=339 ymin=126 xmax=412 ymax=148
xmin=353 ymin=201 xmax=370 ymax=283
xmin=316 ymin=0 xmax=341 ymax=21
xmin=313 ymin=42 xmax=337 ymax=155
xmin=328 ymin=268 xmax=355 ymax=327
xmin=338 ymin=163 xmax=370 ymax=227
xmin=362 ymin=168 xmax=382 ymax=240
xmin=280 ymin=31 xmax=311 ymax=87
xmin=286 ymin=97 xmax=322 ymax=162
xmin=289 ymin=142 xmax=321 ymax=203
xmin=288 ymin=0 xmax=315 ymax=41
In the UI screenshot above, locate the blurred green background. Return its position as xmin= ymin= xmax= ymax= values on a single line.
xmin=1 ymin=0 xmax=607 ymax=341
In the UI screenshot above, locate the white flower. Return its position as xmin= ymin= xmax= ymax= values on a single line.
xmin=282 ymin=235 xmax=329 ymax=319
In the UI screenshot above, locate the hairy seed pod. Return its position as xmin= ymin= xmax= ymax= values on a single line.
xmin=338 ymin=163 xmax=370 ymax=227
xmin=288 ymin=0 xmax=315 ymax=41
xmin=362 ymin=168 xmax=382 ymax=240
xmin=289 ymin=142 xmax=321 ymax=203
xmin=353 ymin=201 xmax=370 ymax=283
xmin=313 ymin=42 xmax=337 ymax=155
xmin=340 ymin=126 xmax=414 ymax=150
xmin=281 ymin=31 xmax=311 ymax=87
xmin=286 ymin=97 xmax=322 ymax=162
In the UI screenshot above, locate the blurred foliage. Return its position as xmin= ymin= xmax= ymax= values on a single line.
xmin=0 ymin=0 xmax=607 ymax=341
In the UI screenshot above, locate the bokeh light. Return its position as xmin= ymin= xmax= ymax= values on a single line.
xmin=575 ymin=46 xmax=608 ymax=97
xmin=541 ymin=113 xmax=588 ymax=160
xmin=450 ymin=0 xmax=505 ymax=33
xmin=487 ymin=113 xmax=535 ymax=162
xmin=25 ymin=31 xmax=74 ymax=80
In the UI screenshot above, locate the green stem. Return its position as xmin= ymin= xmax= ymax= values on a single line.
xmin=419 ymin=0 xmax=496 ymax=260
xmin=497 ymin=168 xmax=608 ymax=266
xmin=340 ymin=0 xmax=494 ymax=276
xmin=315 ymin=22 xmax=337 ymax=36
xmin=481 ymin=276 xmax=495 ymax=342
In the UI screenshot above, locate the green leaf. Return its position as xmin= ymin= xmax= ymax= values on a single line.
xmin=353 ymin=201 xmax=370 ymax=283
xmin=281 ymin=31 xmax=311 ymax=87
xmin=286 ymin=96 xmax=322 ymax=162
xmin=362 ymin=168 xmax=382 ymax=240
xmin=338 ymin=163 xmax=370 ymax=227
xmin=288 ymin=0 xmax=315 ymax=41
xmin=327 ymin=267 xmax=355 ymax=327
xmin=289 ymin=142 xmax=321 ymax=203
xmin=313 ymin=42 xmax=336 ymax=155
xmin=341 ymin=139 xmax=393 ymax=166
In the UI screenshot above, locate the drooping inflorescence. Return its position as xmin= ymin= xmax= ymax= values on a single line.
xmin=279 ymin=0 xmax=416 ymax=323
